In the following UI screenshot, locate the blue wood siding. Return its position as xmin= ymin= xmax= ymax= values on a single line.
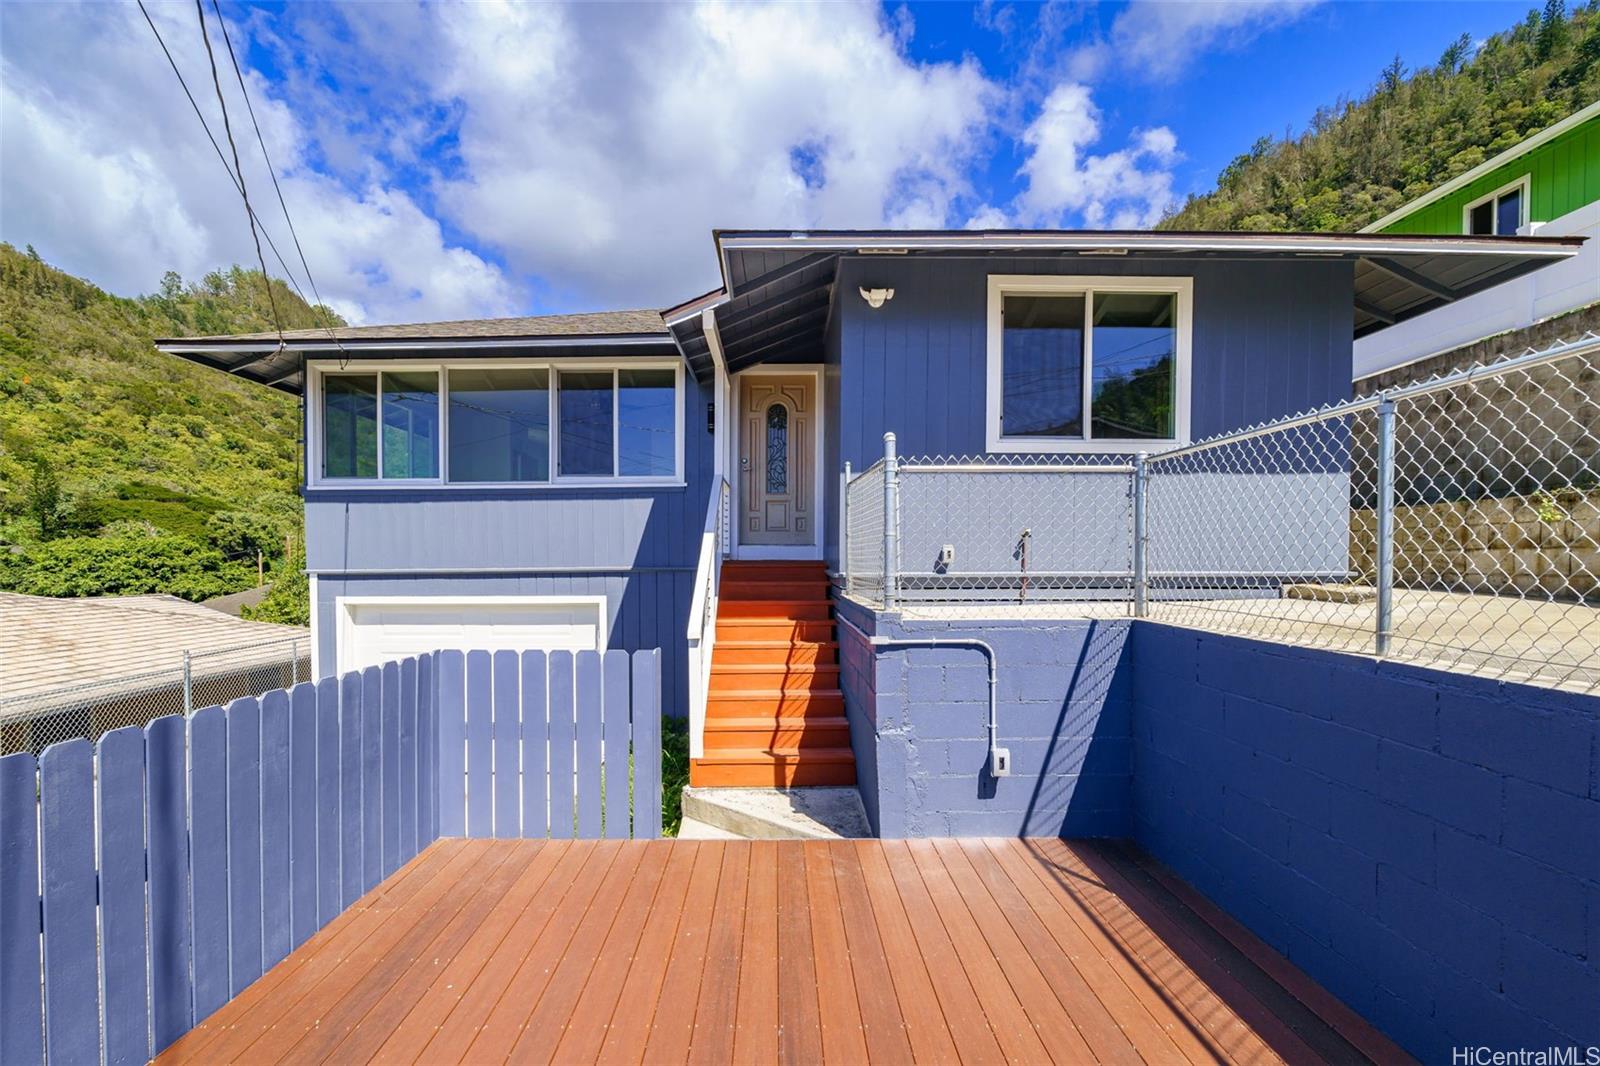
xmin=829 ymin=256 xmax=1354 ymax=469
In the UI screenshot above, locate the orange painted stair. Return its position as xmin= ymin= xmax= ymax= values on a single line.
xmin=692 ymin=561 xmax=855 ymax=788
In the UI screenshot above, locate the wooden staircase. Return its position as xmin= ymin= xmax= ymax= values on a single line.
xmin=691 ymin=561 xmax=856 ymax=787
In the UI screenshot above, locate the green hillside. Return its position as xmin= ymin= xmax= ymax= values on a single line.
xmin=0 ymin=243 xmax=337 ymax=618
xmin=1160 ymin=1 xmax=1600 ymax=232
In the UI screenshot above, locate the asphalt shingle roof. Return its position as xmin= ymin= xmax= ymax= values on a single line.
xmin=179 ymin=308 xmax=669 ymax=344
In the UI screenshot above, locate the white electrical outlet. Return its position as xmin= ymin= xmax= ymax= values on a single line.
xmin=990 ymin=747 xmax=1011 ymax=777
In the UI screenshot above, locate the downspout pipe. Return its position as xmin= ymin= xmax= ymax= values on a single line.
xmin=837 ymin=615 xmax=1006 ymax=774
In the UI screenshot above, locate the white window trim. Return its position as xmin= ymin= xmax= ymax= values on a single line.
xmin=307 ymin=357 xmax=686 ymax=490
xmin=985 ymin=274 xmax=1193 ymax=454
xmin=333 ymin=593 xmax=609 ymax=676
xmin=1462 ymin=174 xmax=1531 ymax=236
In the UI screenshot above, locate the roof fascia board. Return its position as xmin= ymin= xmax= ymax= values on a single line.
xmin=1360 ymin=100 xmax=1600 ymax=233
xmin=716 ymin=232 xmax=1580 ymax=258
xmin=664 ymin=289 xmax=730 ymax=326
xmin=156 ymin=334 xmax=675 ymax=355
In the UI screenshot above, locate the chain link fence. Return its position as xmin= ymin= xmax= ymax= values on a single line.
xmin=0 ymin=635 xmax=310 ymax=756
xmin=842 ymin=332 xmax=1600 ymax=692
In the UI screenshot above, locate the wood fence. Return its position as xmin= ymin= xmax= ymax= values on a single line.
xmin=0 ymin=647 xmax=661 ymax=1064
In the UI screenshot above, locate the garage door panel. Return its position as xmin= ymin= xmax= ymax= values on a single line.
xmin=338 ymin=599 xmax=604 ymax=674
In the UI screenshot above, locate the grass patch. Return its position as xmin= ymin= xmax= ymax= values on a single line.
xmin=662 ymin=714 xmax=689 ymax=837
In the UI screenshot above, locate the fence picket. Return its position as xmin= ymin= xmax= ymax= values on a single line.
xmin=1 ymin=752 xmax=43 ymax=1066
xmin=314 ymin=676 xmax=341 ymax=926
xmin=631 ymin=650 xmax=662 ymax=839
xmin=418 ymin=652 xmax=436 ymax=843
xmin=465 ymin=651 xmax=493 ymax=837
xmin=96 ymin=727 xmax=150 ymax=1065
xmin=520 ymin=651 xmax=548 ymax=839
xmin=575 ymin=652 xmax=603 ymax=839
xmin=145 ymin=715 xmax=190 ymax=1054
xmin=361 ymin=666 xmax=382 ymax=892
xmin=493 ymin=650 xmax=520 ymax=838
xmin=39 ymin=740 xmax=99 ymax=1064
xmin=399 ymin=657 xmax=418 ymax=862
xmin=602 ymin=651 xmax=631 ymax=838
xmin=381 ymin=661 xmax=401 ymax=877
xmin=436 ymin=651 xmax=466 ymax=837
xmin=338 ymin=670 xmax=363 ymax=908
xmin=188 ymin=705 xmax=229 ymax=1021
xmin=548 ymin=651 xmax=576 ymax=836
xmin=260 ymin=690 xmax=292 ymax=969
xmin=226 ymin=696 xmax=264 ymax=994
xmin=288 ymin=682 xmax=319 ymax=950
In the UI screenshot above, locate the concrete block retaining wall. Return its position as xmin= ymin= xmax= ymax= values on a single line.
xmin=838 ymin=605 xmax=1599 ymax=1058
xmin=1130 ymin=622 xmax=1598 ymax=1059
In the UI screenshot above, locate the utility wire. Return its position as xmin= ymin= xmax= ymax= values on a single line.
xmin=134 ymin=0 xmax=315 ymax=322
xmin=194 ymin=0 xmax=285 ymax=352
xmin=207 ymin=0 xmax=349 ymax=365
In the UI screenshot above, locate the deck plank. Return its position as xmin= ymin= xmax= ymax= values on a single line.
xmin=153 ymin=836 xmax=1408 ymax=1066
xmin=986 ymin=838 xmax=1208 ymax=1065
xmin=687 ymin=841 xmax=752 ymax=1066
xmin=408 ymin=840 xmax=602 ymax=1063
xmin=732 ymin=840 xmax=782 ymax=1066
xmin=365 ymin=840 xmax=568 ymax=1064
xmin=870 ymin=840 xmax=1006 ymax=1065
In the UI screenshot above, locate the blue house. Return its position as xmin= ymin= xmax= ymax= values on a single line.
xmin=157 ymin=227 xmax=1578 ymax=798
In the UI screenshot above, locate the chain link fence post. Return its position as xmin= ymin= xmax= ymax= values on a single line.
xmin=1373 ymin=395 xmax=1397 ymax=657
xmin=883 ymin=433 xmax=899 ymax=611
xmin=1133 ymin=452 xmax=1149 ymax=618
xmin=182 ymin=650 xmax=193 ymax=717
xmin=840 ymin=460 xmax=852 ymax=593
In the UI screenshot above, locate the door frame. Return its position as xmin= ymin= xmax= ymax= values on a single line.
xmin=731 ymin=364 xmax=826 ymax=560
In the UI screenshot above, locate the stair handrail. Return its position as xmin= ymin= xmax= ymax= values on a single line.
xmin=686 ymin=476 xmax=730 ymax=761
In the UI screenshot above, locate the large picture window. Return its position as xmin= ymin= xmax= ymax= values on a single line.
xmin=313 ymin=361 xmax=682 ymax=487
xmin=986 ymin=276 xmax=1190 ymax=452
xmin=322 ymin=371 xmax=439 ymax=481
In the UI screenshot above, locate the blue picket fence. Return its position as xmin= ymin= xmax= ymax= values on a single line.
xmin=0 ymin=647 xmax=661 ymax=1065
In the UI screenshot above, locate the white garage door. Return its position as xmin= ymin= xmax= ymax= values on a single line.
xmin=336 ymin=596 xmax=606 ymax=674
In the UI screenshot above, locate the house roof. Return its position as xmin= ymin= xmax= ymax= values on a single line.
xmin=0 ymin=592 xmax=309 ymax=718
xmin=154 ymin=309 xmax=674 ymax=394
xmin=1360 ymin=99 xmax=1600 ymax=233
xmin=157 ymin=228 xmax=1583 ymax=390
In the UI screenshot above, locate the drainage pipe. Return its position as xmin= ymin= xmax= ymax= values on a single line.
xmin=837 ymin=614 xmax=1002 ymax=769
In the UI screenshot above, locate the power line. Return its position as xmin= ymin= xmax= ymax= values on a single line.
xmin=133 ymin=0 xmax=313 ymax=318
xmin=206 ymin=0 xmax=348 ymax=364
xmin=194 ymin=0 xmax=285 ymax=351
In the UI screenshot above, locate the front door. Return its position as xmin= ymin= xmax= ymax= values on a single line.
xmin=739 ymin=374 xmax=815 ymax=547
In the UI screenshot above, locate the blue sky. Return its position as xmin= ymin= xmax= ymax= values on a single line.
xmin=0 ymin=1 xmax=1532 ymax=325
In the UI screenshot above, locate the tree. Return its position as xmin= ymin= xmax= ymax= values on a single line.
xmin=1539 ymin=0 xmax=1569 ymax=59
xmin=1379 ymin=54 xmax=1406 ymax=95
xmin=1440 ymin=33 xmax=1473 ymax=72
xmin=24 ymin=458 xmax=63 ymax=540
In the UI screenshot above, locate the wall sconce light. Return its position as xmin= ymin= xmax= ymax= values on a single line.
xmin=858 ymin=287 xmax=895 ymax=309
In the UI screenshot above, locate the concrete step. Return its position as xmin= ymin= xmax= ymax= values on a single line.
xmin=680 ymin=786 xmax=872 ymax=839
xmin=676 ymin=816 xmax=743 ymax=839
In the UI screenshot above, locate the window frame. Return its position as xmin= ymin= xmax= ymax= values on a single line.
xmin=307 ymin=357 xmax=685 ymax=490
xmin=1462 ymin=174 xmax=1530 ymax=236
xmin=985 ymin=274 xmax=1193 ymax=453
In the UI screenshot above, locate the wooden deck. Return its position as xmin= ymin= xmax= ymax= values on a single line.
xmin=157 ymin=838 xmax=1410 ymax=1065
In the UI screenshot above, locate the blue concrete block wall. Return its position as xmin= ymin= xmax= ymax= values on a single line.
xmin=1131 ymin=621 xmax=1600 ymax=1060
xmin=837 ymin=600 xmax=1133 ymax=838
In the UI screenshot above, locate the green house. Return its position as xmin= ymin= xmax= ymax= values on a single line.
xmin=1354 ymin=99 xmax=1600 ymax=379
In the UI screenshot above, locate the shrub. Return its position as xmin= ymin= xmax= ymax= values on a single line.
xmin=6 ymin=529 xmax=253 ymax=601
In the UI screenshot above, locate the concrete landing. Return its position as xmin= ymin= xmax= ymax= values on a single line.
xmin=680 ymin=786 xmax=872 ymax=839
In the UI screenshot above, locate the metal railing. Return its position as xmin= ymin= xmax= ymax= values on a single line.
xmin=843 ymin=332 xmax=1600 ymax=692
xmin=0 ymin=634 xmax=310 ymax=755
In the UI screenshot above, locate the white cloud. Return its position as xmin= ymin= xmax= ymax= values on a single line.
xmin=422 ymin=0 xmax=1002 ymax=306
xmin=1015 ymin=83 xmax=1180 ymax=229
xmin=1103 ymin=0 xmax=1322 ymax=81
xmin=0 ymin=1 xmax=517 ymax=325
